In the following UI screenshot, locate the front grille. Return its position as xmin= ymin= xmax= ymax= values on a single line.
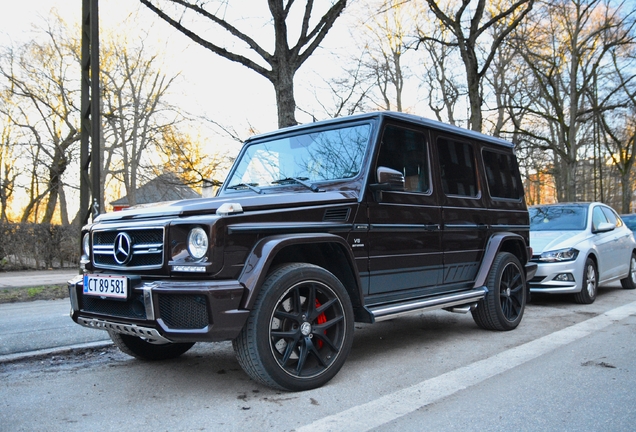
xmin=158 ymin=294 xmax=209 ymax=329
xmin=81 ymin=293 xmax=147 ymax=320
xmin=92 ymin=227 xmax=164 ymax=270
xmin=530 ymin=276 xmax=546 ymax=283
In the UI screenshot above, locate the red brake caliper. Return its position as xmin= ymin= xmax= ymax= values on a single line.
xmin=315 ymin=299 xmax=327 ymax=349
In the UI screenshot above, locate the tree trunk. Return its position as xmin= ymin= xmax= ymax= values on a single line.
xmin=621 ymin=171 xmax=632 ymax=213
xmin=273 ymin=67 xmax=298 ymax=128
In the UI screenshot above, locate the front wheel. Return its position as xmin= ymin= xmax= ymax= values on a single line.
xmin=620 ymin=252 xmax=636 ymax=290
xmin=574 ymin=258 xmax=598 ymax=304
xmin=472 ymin=252 xmax=526 ymax=331
xmin=108 ymin=331 xmax=195 ymax=360
xmin=233 ymin=263 xmax=354 ymax=391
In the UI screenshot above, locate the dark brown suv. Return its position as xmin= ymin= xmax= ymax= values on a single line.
xmin=69 ymin=111 xmax=536 ymax=391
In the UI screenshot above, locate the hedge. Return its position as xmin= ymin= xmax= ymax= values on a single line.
xmin=0 ymin=222 xmax=80 ymax=271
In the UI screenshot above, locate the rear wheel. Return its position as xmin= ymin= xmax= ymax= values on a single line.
xmin=108 ymin=331 xmax=195 ymax=360
xmin=620 ymin=252 xmax=636 ymax=290
xmin=574 ymin=258 xmax=598 ymax=304
xmin=472 ymin=252 xmax=526 ymax=331
xmin=233 ymin=263 xmax=354 ymax=391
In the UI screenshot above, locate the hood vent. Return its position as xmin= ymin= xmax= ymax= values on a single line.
xmin=323 ymin=207 xmax=350 ymax=222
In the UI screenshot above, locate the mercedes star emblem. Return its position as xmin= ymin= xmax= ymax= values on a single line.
xmin=114 ymin=232 xmax=133 ymax=265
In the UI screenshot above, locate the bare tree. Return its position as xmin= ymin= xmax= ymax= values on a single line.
xmin=0 ymin=116 xmax=20 ymax=221
xmin=418 ymin=0 xmax=534 ymax=132
xmin=596 ymin=48 xmax=636 ymax=213
xmin=152 ymin=124 xmax=232 ymax=193
xmin=361 ymin=0 xmax=411 ymax=112
xmin=513 ymin=0 xmax=634 ymax=202
xmin=138 ymin=0 xmax=348 ymax=128
xmin=0 ymin=15 xmax=81 ymax=224
xmin=416 ymin=25 xmax=463 ymax=125
xmin=304 ymin=51 xmax=374 ymax=119
xmin=100 ymin=32 xmax=179 ymax=208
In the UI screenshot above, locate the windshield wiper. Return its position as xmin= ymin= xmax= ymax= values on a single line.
xmin=271 ymin=177 xmax=324 ymax=192
xmin=226 ymin=183 xmax=263 ymax=194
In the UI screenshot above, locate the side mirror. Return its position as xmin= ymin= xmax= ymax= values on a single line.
xmin=593 ymin=222 xmax=615 ymax=233
xmin=370 ymin=166 xmax=405 ymax=192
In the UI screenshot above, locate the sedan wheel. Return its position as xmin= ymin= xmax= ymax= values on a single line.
xmin=574 ymin=258 xmax=597 ymax=304
xmin=620 ymin=253 xmax=636 ymax=290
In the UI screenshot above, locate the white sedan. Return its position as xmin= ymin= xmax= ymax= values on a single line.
xmin=529 ymin=202 xmax=636 ymax=303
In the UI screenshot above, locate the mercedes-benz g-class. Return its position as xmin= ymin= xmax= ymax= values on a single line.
xmin=69 ymin=111 xmax=536 ymax=391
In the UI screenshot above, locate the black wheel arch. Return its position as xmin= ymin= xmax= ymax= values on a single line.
xmin=238 ymin=233 xmax=372 ymax=322
xmin=473 ymin=232 xmax=531 ymax=290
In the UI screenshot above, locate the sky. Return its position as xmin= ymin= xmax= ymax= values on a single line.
xmin=1 ymin=0 xmax=314 ymax=140
xmin=0 ymin=1 xmax=427 ymax=139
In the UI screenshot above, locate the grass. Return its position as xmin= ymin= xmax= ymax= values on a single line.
xmin=0 ymin=284 xmax=68 ymax=304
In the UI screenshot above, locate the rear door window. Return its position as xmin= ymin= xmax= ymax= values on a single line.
xmin=436 ymin=138 xmax=478 ymax=197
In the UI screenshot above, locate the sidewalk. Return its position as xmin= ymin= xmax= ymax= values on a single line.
xmin=0 ymin=269 xmax=79 ymax=289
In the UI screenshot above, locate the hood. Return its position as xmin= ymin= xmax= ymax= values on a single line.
xmin=530 ymin=230 xmax=589 ymax=254
xmin=95 ymin=190 xmax=358 ymax=222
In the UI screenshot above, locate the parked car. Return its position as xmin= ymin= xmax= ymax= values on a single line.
xmin=529 ymin=202 xmax=636 ymax=304
xmin=621 ymin=213 xmax=636 ymax=232
xmin=69 ymin=111 xmax=535 ymax=391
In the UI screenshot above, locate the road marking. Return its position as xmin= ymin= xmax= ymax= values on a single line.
xmin=296 ymin=301 xmax=636 ymax=432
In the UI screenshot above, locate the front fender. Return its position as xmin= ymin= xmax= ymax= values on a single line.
xmin=238 ymin=233 xmax=366 ymax=314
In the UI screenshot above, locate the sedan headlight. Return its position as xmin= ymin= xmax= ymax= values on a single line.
xmin=539 ymin=247 xmax=579 ymax=262
xmin=187 ymin=227 xmax=209 ymax=259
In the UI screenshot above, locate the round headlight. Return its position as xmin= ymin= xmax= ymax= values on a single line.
xmin=187 ymin=227 xmax=209 ymax=259
xmin=82 ymin=233 xmax=91 ymax=256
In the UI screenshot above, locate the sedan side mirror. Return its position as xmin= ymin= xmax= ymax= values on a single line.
xmin=594 ymin=222 xmax=615 ymax=233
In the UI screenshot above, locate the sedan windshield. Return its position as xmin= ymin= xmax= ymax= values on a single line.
xmin=529 ymin=206 xmax=588 ymax=231
xmin=225 ymin=124 xmax=371 ymax=191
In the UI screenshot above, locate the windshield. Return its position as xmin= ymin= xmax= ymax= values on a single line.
xmin=529 ymin=206 xmax=588 ymax=231
xmin=225 ymin=124 xmax=371 ymax=191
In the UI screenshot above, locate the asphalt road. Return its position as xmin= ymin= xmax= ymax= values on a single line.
xmin=0 ymin=299 xmax=110 ymax=359
xmin=1 ymin=283 xmax=635 ymax=431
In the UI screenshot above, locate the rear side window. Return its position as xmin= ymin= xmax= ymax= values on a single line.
xmin=482 ymin=149 xmax=522 ymax=200
xmin=437 ymin=138 xmax=478 ymax=197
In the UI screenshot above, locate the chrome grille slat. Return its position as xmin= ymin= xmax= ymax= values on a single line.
xmin=92 ymin=227 xmax=165 ymax=270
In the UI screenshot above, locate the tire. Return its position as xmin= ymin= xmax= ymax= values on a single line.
xmin=232 ymin=263 xmax=354 ymax=391
xmin=108 ymin=331 xmax=195 ymax=361
xmin=472 ymin=252 xmax=526 ymax=331
xmin=620 ymin=252 xmax=636 ymax=290
xmin=574 ymin=258 xmax=598 ymax=304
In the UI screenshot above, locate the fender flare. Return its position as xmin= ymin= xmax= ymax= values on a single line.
xmin=473 ymin=232 xmax=532 ymax=289
xmin=237 ymin=233 xmax=367 ymax=315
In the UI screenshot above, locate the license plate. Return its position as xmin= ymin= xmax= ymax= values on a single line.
xmin=83 ymin=274 xmax=128 ymax=299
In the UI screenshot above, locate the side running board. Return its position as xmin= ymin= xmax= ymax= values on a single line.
xmin=367 ymin=287 xmax=488 ymax=323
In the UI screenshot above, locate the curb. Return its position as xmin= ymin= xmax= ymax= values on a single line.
xmin=0 ymin=340 xmax=113 ymax=364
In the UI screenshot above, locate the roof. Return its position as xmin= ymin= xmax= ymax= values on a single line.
xmin=245 ymin=111 xmax=515 ymax=149
xmin=110 ymin=173 xmax=201 ymax=206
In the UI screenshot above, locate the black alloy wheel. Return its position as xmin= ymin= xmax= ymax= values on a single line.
xmin=233 ymin=263 xmax=354 ymax=391
xmin=472 ymin=252 xmax=526 ymax=331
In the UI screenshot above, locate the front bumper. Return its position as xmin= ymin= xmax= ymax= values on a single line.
xmin=68 ymin=275 xmax=249 ymax=343
xmin=528 ymin=258 xmax=584 ymax=294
